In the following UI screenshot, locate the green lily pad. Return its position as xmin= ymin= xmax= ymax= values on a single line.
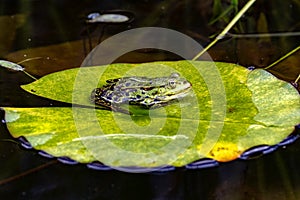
xmin=3 ymin=61 xmax=300 ymax=168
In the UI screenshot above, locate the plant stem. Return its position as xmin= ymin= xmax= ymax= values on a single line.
xmin=17 ymin=57 xmax=42 ymax=80
xmin=227 ymin=31 xmax=300 ymax=38
xmin=17 ymin=57 xmax=43 ymax=65
xmin=265 ymin=45 xmax=300 ymax=70
xmin=0 ymin=160 xmax=58 ymax=186
xmin=23 ymin=71 xmax=38 ymax=80
xmin=295 ymin=74 xmax=300 ymax=83
xmin=192 ymin=0 xmax=256 ymax=60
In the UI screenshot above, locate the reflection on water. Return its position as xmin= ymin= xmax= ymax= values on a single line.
xmin=0 ymin=0 xmax=299 ymax=199
xmin=0 ymin=0 xmax=299 ymax=77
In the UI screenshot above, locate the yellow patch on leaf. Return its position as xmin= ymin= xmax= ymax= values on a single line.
xmin=208 ymin=142 xmax=242 ymax=162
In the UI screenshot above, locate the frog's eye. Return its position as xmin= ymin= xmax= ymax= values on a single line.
xmin=168 ymin=80 xmax=177 ymax=88
xmin=170 ymin=72 xmax=180 ymax=79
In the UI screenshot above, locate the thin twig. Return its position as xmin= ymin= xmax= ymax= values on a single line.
xmin=227 ymin=31 xmax=300 ymax=38
xmin=192 ymin=0 xmax=256 ymax=60
xmin=23 ymin=71 xmax=38 ymax=80
xmin=16 ymin=57 xmax=43 ymax=65
xmin=0 ymin=160 xmax=58 ymax=186
xmin=265 ymin=45 xmax=300 ymax=70
xmin=294 ymin=74 xmax=300 ymax=83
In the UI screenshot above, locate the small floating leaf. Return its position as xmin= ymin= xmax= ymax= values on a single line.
xmin=0 ymin=60 xmax=24 ymax=71
xmin=0 ymin=59 xmax=37 ymax=80
xmin=2 ymin=61 xmax=300 ymax=168
xmin=86 ymin=13 xmax=129 ymax=23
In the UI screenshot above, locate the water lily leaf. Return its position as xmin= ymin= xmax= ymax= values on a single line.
xmin=3 ymin=61 xmax=300 ymax=168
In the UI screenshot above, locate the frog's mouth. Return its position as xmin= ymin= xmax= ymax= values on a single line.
xmin=163 ymin=86 xmax=192 ymax=101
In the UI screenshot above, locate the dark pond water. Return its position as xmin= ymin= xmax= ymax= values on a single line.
xmin=0 ymin=0 xmax=300 ymax=199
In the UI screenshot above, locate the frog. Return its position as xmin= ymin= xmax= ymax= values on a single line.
xmin=90 ymin=72 xmax=192 ymax=113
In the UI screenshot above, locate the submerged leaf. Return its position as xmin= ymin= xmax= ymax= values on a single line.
xmin=3 ymin=61 xmax=300 ymax=167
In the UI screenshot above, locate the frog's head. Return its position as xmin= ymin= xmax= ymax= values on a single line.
xmin=156 ymin=73 xmax=192 ymax=101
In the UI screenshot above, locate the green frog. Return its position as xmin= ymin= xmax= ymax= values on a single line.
xmin=90 ymin=73 xmax=192 ymax=113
